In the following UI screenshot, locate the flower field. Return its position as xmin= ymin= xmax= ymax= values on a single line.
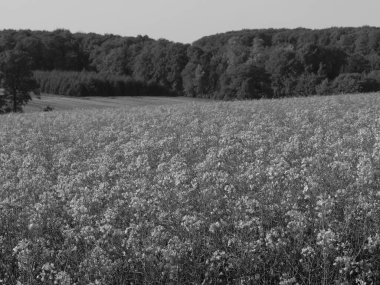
xmin=1 ymin=93 xmax=380 ymax=284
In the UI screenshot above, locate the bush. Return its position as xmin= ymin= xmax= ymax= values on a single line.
xmin=329 ymin=73 xmax=380 ymax=94
xmin=43 ymin=105 xmax=54 ymax=112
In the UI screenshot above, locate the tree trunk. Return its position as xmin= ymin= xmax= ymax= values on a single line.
xmin=12 ymin=88 xmax=16 ymax=112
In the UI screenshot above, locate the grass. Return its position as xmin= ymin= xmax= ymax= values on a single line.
xmin=23 ymin=93 xmax=208 ymax=112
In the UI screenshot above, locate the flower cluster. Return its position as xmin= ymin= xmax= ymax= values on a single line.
xmin=1 ymin=93 xmax=380 ymax=284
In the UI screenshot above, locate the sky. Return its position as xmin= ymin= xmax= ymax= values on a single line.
xmin=0 ymin=0 xmax=379 ymax=43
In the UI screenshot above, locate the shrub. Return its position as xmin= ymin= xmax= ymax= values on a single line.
xmin=329 ymin=73 xmax=380 ymax=94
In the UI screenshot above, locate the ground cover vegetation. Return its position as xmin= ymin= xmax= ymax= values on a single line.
xmin=22 ymin=94 xmax=203 ymax=113
xmin=1 ymin=93 xmax=380 ymax=284
xmin=1 ymin=27 xmax=380 ymax=102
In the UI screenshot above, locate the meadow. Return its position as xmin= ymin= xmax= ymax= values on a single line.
xmin=1 ymin=93 xmax=380 ymax=284
xmin=23 ymin=94 xmax=205 ymax=113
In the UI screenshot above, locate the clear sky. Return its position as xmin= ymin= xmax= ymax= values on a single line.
xmin=0 ymin=0 xmax=379 ymax=43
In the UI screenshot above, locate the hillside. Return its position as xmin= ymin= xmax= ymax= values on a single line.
xmin=1 ymin=93 xmax=380 ymax=283
xmin=1 ymin=27 xmax=380 ymax=101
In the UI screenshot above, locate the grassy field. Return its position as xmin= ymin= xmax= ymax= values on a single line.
xmin=23 ymin=93 xmax=207 ymax=112
xmin=1 ymin=93 xmax=380 ymax=284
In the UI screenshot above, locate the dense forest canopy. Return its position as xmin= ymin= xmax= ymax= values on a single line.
xmin=1 ymin=27 xmax=380 ymax=98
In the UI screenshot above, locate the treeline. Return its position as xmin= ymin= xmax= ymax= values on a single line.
xmin=187 ymin=27 xmax=380 ymax=98
xmin=2 ymin=27 xmax=380 ymax=98
xmin=34 ymin=71 xmax=173 ymax=97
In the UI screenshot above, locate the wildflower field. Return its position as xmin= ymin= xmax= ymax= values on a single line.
xmin=1 ymin=93 xmax=380 ymax=284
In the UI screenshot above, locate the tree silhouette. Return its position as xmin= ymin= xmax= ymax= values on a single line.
xmin=0 ymin=50 xmax=39 ymax=113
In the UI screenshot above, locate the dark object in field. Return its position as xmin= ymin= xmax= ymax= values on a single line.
xmin=43 ymin=105 xmax=54 ymax=112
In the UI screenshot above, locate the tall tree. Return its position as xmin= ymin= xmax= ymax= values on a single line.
xmin=0 ymin=50 xmax=39 ymax=113
xmin=220 ymin=63 xmax=272 ymax=99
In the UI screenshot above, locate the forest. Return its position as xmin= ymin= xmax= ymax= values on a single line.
xmin=1 ymin=27 xmax=380 ymax=98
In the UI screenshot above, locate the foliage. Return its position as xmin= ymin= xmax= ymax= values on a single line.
xmin=0 ymin=49 xmax=39 ymax=113
xmin=220 ymin=63 xmax=272 ymax=99
xmin=2 ymin=28 xmax=380 ymax=98
xmin=34 ymin=70 xmax=174 ymax=97
xmin=1 ymin=93 xmax=380 ymax=283
xmin=133 ymin=39 xmax=189 ymax=94
xmin=189 ymin=27 xmax=380 ymax=97
xmin=328 ymin=73 xmax=380 ymax=94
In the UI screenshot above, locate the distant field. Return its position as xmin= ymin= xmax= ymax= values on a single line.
xmin=23 ymin=93 xmax=207 ymax=112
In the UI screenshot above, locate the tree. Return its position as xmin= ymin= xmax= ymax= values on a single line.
xmin=328 ymin=73 xmax=380 ymax=94
xmin=0 ymin=50 xmax=39 ymax=113
xmin=133 ymin=40 xmax=188 ymax=94
xmin=343 ymin=53 xmax=370 ymax=73
xmin=294 ymin=72 xmax=324 ymax=96
xmin=220 ymin=64 xmax=272 ymax=99
xmin=298 ymin=44 xmax=347 ymax=79
xmin=181 ymin=46 xmax=212 ymax=97
xmin=265 ymin=49 xmax=303 ymax=97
